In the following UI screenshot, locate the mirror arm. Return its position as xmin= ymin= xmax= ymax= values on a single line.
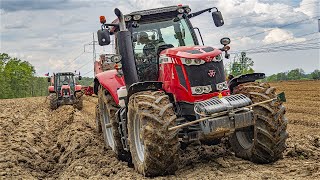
xmin=187 ymin=7 xmax=218 ymax=18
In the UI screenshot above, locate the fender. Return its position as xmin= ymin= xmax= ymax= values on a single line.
xmin=228 ymin=73 xmax=265 ymax=93
xmin=48 ymin=86 xmax=55 ymax=93
xmin=94 ymin=70 xmax=125 ymax=104
xmin=75 ymin=85 xmax=82 ymax=92
xmin=127 ymin=81 xmax=163 ymax=99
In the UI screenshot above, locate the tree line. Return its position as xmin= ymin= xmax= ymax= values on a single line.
xmin=227 ymin=52 xmax=320 ymax=82
xmin=266 ymin=69 xmax=320 ymax=82
xmin=0 ymin=53 xmax=50 ymax=99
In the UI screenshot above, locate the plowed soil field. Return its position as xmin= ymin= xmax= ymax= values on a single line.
xmin=0 ymin=80 xmax=319 ymax=179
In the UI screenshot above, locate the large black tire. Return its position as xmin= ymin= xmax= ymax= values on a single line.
xmin=98 ymin=86 xmax=129 ymax=161
xmin=95 ymin=103 xmax=102 ymax=133
xmin=230 ymin=82 xmax=288 ymax=163
xmin=127 ymin=91 xmax=179 ymax=177
xmin=49 ymin=93 xmax=58 ymax=110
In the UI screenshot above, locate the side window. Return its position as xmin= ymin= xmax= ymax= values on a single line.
xmin=160 ymin=26 xmax=179 ymax=47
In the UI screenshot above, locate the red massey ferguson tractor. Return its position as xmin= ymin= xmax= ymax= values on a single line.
xmin=94 ymin=5 xmax=288 ymax=177
xmin=48 ymin=72 xmax=83 ymax=110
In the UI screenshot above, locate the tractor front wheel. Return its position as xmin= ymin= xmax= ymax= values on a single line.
xmin=127 ymin=91 xmax=179 ymax=177
xmin=98 ymin=86 xmax=129 ymax=161
xmin=230 ymin=82 xmax=288 ymax=163
xmin=49 ymin=93 xmax=58 ymax=110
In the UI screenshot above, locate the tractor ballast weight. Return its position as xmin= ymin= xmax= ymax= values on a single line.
xmin=94 ymin=5 xmax=288 ymax=177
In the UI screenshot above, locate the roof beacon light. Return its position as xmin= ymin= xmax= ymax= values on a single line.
xmin=100 ymin=16 xmax=106 ymax=24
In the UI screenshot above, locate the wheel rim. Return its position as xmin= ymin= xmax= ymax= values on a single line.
xmin=235 ymin=127 xmax=254 ymax=150
xmin=134 ymin=114 xmax=145 ymax=162
xmin=101 ymin=99 xmax=115 ymax=150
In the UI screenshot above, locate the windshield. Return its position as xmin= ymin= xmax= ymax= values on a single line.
xmin=132 ymin=18 xmax=196 ymax=81
xmin=56 ymin=75 xmax=75 ymax=86
xmin=132 ymin=18 xmax=195 ymax=56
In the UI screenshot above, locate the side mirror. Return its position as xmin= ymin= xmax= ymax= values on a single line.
xmin=97 ymin=29 xmax=111 ymax=46
xmin=78 ymin=76 xmax=82 ymax=80
xmin=47 ymin=77 xmax=51 ymax=82
xmin=212 ymin=11 xmax=224 ymax=27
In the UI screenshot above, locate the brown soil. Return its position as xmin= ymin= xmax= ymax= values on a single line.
xmin=0 ymin=80 xmax=319 ymax=179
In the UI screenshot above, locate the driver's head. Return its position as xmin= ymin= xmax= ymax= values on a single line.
xmin=139 ymin=32 xmax=149 ymax=44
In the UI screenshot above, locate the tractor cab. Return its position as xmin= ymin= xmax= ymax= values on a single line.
xmin=98 ymin=5 xmax=231 ymax=102
xmin=55 ymin=72 xmax=76 ymax=94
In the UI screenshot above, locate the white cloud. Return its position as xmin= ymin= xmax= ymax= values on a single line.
xmin=263 ymin=28 xmax=306 ymax=44
xmin=295 ymin=0 xmax=319 ymax=17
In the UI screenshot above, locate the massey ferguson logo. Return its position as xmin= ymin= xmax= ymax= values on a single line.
xmin=208 ymin=70 xmax=216 ymax=77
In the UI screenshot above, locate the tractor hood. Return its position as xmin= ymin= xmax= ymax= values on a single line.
xmin=61 ymin=85 xmax=70 ymax=89
xmin=160 ymin=46 xmax=222 ymax=62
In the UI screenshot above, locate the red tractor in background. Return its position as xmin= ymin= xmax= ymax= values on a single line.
xmin=94 ymin=5 xmax=288 ymax=177
xmin=48 ymin=72 xmax=83 ymax=110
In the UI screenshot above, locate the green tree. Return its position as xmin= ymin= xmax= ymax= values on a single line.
xmin=78 ymin=77 xmax=94 ymax=86
xmin=229 ymin=52 xmax=254 ymax=77
xmin=276 ymin=72 xmax=288 ymax=81
xmin=0 ymin=53 xmax=46 ymax=99
xmin=287 ymin=68 xmax=304 ymax=80
xmin=310 ymin=69 xmax=320 ymax=80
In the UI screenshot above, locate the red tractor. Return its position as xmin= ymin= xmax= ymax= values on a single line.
xmin=48 ymin=72 xmax=83 ymax=110
xmin=94 ymin=5 xmax=288 ymax=177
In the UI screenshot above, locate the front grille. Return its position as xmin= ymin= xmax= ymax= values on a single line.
xmin=184 ymin=61 xmax=226 ymax=92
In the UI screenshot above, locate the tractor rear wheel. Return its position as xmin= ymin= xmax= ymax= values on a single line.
xmin=49 ymin=93 xmax=58 ymax=110
xmin=127 ymin=91 xmax=179 ymax=177
xmin=230 ymin=82 xmax=288 ymax=163
xmin=98 ymin=86 xmax=129 ymax=161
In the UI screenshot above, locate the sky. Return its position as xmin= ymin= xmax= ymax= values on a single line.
xmin=0 ymin=0 xmax=319 ymax=77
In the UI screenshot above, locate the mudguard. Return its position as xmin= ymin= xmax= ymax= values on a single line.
xmin=94 ymin=70 xmax=125 ymax=105
xmin=48 ymin=86 xmax=55 ymax=93
xmin=127 ymin=81 xmax=163 ymax=98
xmin=228 ymin=73 xmax=265 ymax=93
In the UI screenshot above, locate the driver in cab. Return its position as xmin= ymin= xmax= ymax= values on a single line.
xmin=138 ymin=32 xmax=165 ymax=59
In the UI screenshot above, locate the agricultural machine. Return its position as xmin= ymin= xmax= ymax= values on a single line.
xmin=48 ymin=72 xmax=83 ymax=110
xmin=94 ymin=5 xmax=288 ymax=177
xmin=82 ymin=86 xmax=94 ymax=96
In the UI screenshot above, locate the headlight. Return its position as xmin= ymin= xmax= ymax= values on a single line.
xmin=133 ymin=14 xmax=141 ymax=21
xmin=202 ymin=86 xmax=212 ymax=93
xmin=124 ymin=15 xmax=132 ymax=21
xmin=185 ymin=59 xmax=192 ymax=65
xmin=194 ymin=87 xmax=203 ymax=94
xmin=191 ymin=85 xmax=212 ymax=95
xmin=185 ymin=7 xmax=191 ymax=13
xmin=194 ymin=59 xmax=202 ymax=64
xmin=182 ymin=58 xmax=205 ymax=65
xmin=215 ymin=54 xmax=222 ymax=61
xmin=177 ymin=8 xmax=184 ymax=13
xmin=111 ymin=55 xmax=122 ymax=63
xmin=216 ymin=81 xmax=228 ymax=91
